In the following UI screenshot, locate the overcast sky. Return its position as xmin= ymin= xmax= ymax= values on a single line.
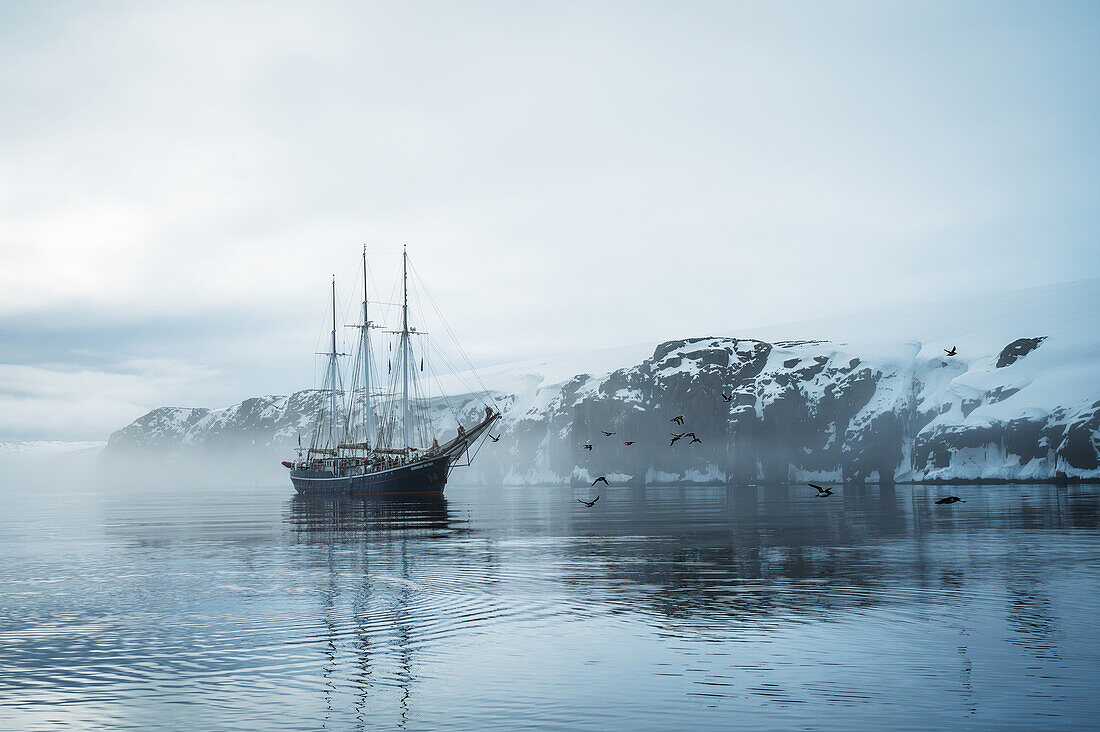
xmin=1 ymin=0 xmax=1098 ymax=441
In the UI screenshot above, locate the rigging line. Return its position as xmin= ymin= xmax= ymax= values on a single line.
xmin=403 ymin=272 xmax=463 ymax=439
xmin=309 ymin=278 xmax=341 ymax=453
xmin=408 ymin=337 xmax=422 ymax=430
xmin=407 ymin=279 xmax=450 ymax=428
xmin=422 ymin=343 xmax=481 ymax=407
xmin=405 ymin=274 xmax=474 ymax=404
xmin=423 ymin=344 xmax=458 ymax=421
xmin=369 ymin=257 xmax=402 ymax=352
xmin=344 ymin=323 xmax=363 ymax=437
xmin=356 ymin=250 xmax=484 ymax=450
xmin=380 ymin=333 xmax=402 ymax=450
xmin=407 ymin=260 xmax=495 ymax=408
xmin=405 ymin=335 xmax=418 ymax=447
xmin=411 ymin=361 xmax=428 ymax=448
xmin=423 ymin=376 xmax=439 ymax=445
xmin=423 ymin=338 xmax=442 ymax=439
xmin=418 ymin=341 xmax=465 ymax=432
xmin=413 ymin=342 xmax=435 ymax=447
xmin=351 ymin=251 xmax=378 ymax=446
xmin=466 ymin=428 xmax=491 ymax=465
xmin=407 ymin=258 xmax=491 ymax=401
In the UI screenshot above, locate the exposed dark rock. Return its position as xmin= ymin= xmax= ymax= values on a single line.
xmin=997 ymin=337 xmax=1046 ymax=368
xmin=961 ymin=399 xmax=982 ymax=418
xmin=1059 ymin=404 xmax=1100 ymax=471
xmin=987 ymin=387 xmax=1020 ymax=404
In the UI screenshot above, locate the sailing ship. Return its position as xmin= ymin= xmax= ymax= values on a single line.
xmin=284 ymin=247 xmax=499 ymax=496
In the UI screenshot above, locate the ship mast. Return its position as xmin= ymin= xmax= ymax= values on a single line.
xmin=328 ymin=275 xmax=340 ymax=448
xmin=360 ymin=245 xmax=373 ymax=448
xmin=401 ymin=246 xmax=410 ymax=449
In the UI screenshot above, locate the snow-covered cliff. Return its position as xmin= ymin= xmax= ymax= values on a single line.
xmin=106 ymin=280 xmax=1100 ymax=484
xmin=478 ymin=333 xmax=1097 ymax=485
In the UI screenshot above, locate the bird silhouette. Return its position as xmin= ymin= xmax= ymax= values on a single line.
xmin=582 ymin=443 xmax=593 ymax=451
xmin=624 ymin=441 xmax=635 ymax=446
xmin=687 ymin=432 xmax=702 ymax=444
xmin=592 ymin=476 xmax=609 ymax=486
xmin=809 ymin=483 xmax=835 ymax=497
xmin=670 ymin=432 xmax=686 ymax=446
xmin=488 ymin=434 xmax=500 ymax=443
xmin=670 ymin=415 xmax=685 ymax=425
xmin=935 ymin=496 xmax=965 ymax=504
xmin=721 ymin=392 xmax=732 ymax=402
xmin=577 ymin=496 xmax=600 ymax=507
xmin=944 ymin=346 xmax=957 ymax=356
xmin=601 ymin=431 xmax=616 ymax=437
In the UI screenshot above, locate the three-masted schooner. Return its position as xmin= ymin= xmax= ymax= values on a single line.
xmin=284 ymin=247 xmax=499 ymax=496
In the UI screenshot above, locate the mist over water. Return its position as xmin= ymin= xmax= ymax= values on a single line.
xmin=1 ymin=470 xmax=1098 ymax=730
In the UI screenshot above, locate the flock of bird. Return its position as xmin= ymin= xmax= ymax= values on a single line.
xmin=489 ymin=346 xmax=967 ymax=509
xmin=572 ymin=412 xmax=712 ymax=505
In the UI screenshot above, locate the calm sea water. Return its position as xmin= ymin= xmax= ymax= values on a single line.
xmin=0 ymin=476 xmax=1098 ymax=730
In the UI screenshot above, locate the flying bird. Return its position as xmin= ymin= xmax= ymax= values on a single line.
xmin=624 ymin=441 xmax=635 ymax=446
xmin=670 ymin=432 xmax=686 ymax=446
xmin=721 ymin=392 xmax=732 ymax=402
xmin=944 ymin=346 xmax=957 ymax=356
xmin=488 ymin=434 xmax=500 ymax=443
xmin=809 ymin=483 xmax=835 ymax=498
xmin=592 ymin=476 xmax=609 ymax=486
xmin=935 ymin=496 xmax=965 ymax=504
xmin=582 ymin=443 xmax=593 ymax=451
xmin=577 ymin=496 xmax=600 ymax=507
xmin=687 ymin=432 xmax=702 ymax=444
xmin=670 ymin=415 xmax=685 ymax=425
xmin=601 ymin=431 xmax=616 ymax=437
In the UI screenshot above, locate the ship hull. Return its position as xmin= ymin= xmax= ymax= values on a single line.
xmin=290 ymin=455 xmax=453 ymax=497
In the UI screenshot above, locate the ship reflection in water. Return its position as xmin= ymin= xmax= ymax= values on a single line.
xmin=0 ymin=482 xmax=1098 ymax=729
xmin=287 ymin=495 xmax=461 ymax=728
xmin=288 ymin=494 xmax=459 ymax=537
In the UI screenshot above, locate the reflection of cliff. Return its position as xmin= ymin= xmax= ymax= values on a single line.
xmin=548 ymin=485 xmax=913 ymax=628
xmin=541 ymin=485 xmax=1100 ymax=635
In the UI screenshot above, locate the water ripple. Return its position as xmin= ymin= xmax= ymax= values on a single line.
xmin=0 ymin=483 xmax=1097 ymax=729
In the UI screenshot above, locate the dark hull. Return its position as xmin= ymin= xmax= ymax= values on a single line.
xmin=290 ymin=455 xmax=453 ymax=497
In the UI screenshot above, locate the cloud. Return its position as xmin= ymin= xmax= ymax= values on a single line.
xmin=1 ymin=1 xmax=1098 ymax=439
xmin=0 ymin=359 xmax=218 ymax=440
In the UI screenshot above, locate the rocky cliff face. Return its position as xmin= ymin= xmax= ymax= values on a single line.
xmin=476 ymin=335 xmax=1098 ymax=485
xmin=107 ymin=333 xmax=1100 ymax=485
xmin=108 ymin=390 xmax=328 ymax=453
